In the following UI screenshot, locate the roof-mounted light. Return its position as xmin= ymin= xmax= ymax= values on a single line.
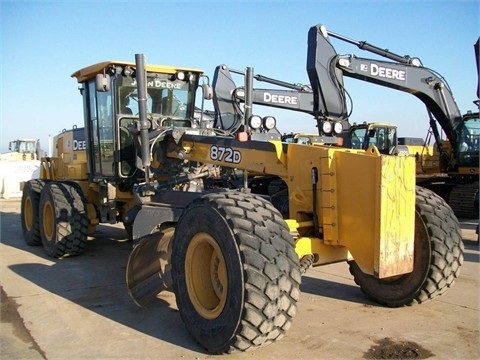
xmin=123 ymin=66 xmax=134 ymax=77
xmin=176 ymin=71 xmax=186 ymax=81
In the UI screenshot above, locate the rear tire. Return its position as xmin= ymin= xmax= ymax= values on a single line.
xmin=21 ymin=179 xmax=46 ymax=246
xmin=172 ymin=191 xmax=301 ymax=353
xmin=348 ymin=186 xmax=463 ymax=307
xmin=39 ymin=182 xmax=88 ymax=258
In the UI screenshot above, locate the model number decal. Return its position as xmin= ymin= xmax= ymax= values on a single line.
xmin=210 ymin=145 xmax=242 ymax=164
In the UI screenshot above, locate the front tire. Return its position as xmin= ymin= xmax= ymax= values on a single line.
xmin=348 ymin=186 xmax=463 ymax=307
xmin=171 ymin=192 xmax=301 ymax=353
xmin=39 ymin=182 xmax=88 ymax=258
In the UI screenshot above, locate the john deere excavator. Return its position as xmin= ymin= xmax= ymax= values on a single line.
xmin=310 ymin=26 xmax=479 ymax=218
xmin=212 ymin=29 xmax=479 ymax=219
xmin=21 ymin=24 xmax=463 ymax=354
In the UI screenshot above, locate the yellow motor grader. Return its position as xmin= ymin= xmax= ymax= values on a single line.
xmin=21 ymin=24 xmax=463 ymax=354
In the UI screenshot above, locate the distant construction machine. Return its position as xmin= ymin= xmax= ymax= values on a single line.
xmin=1 ymin=139 xmax=43 ymax=161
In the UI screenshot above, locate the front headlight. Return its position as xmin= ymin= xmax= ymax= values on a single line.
xmin=333 ymin=122 xmax=343 ymax=134
xmin=322 ymin=121 xmax=332 ymax=134
xmin=263 ymin=116 xmax=276 ymax=130
xmin=248 ymin=115 xmax=262 ymax=129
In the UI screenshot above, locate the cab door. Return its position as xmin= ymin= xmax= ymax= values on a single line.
xmin=85 ymin=79 xmax=115 ymax=179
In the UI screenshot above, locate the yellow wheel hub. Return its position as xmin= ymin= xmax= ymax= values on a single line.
xmin=42 ymin=201 xmax=54 ymax=241
xmin=185 ymin=232 xmax=227 ymax=319
xmin=24 ymin=196 xmax=33 ymax=231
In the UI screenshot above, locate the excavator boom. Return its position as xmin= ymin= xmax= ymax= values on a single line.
xmin=309 ymin=24 xmax=464 ymax=149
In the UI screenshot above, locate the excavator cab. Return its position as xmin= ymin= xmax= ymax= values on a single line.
xmin=457 ymin=113 xmax=480 ymax=171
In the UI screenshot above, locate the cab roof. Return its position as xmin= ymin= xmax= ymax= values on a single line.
xmin=71 ymin=61 xmax=204 ymax=83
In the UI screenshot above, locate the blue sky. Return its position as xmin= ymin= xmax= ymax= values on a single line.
xmin=1 ymin=0 xmax=478 ymax=153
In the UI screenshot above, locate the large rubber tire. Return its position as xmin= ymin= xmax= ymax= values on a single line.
xmin=39 ymin=182 xmax=88 ymax=258
xmin=123 ymin=221 xmax=133 ymax=239
xmin=448 ymin=181 xmax=479 ymax=219
xmin=348 ymin=186 xmax=464 ymax=307
xmin=171 ymin=192 xmax=301 ymax=354
xmin=21 ymin=179 xmax=46 ymax=246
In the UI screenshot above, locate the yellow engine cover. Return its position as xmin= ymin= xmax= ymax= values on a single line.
xmin=41 ymin=127 xmax=88 ymax=181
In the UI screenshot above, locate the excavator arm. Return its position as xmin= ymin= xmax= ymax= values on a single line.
xmin=213 ymin=64 xmax=315 ymax=115
xmin=475 ymin=37 xmax=479 ymax=101
xmin=308 ymin=24 xmax=464 ymax=153
xmin=338 ymin=56 xmax=462 ymax=144
xmin=211 ymin=64 xmax=345 ymax=141
xmin=211 ymin=64 xmax=315 ymax=135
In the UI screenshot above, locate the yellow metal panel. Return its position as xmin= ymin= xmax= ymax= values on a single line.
xmin=295 ymin=237 xmax=349 ymax=265
xmin=319 ymin=150 xmax=338 ymax=243
xmin=182 ymin=138 xmax=289 ymax=178
xmin=282 ymin=144 xmax=329 ymax=219
xmin=377 ymin=155 xmax=416 ymax=277
xmin=286 ymin=219 xmax=348 ymax=266
xmin=458 ymin=166 xmax=479 ymax=175
xmin=66 ymin=164 xmax=88 ymax=180
xmin=333 ymin=147 xmax=416 ymax=278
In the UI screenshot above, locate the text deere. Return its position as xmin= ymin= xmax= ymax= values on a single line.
xmin=263 ymin=93 xmax=298 ymax=105
xmin=361 ymin=63 xmax=406 ymax=81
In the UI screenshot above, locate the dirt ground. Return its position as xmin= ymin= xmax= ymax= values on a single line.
xmin=0 ymin=198 xmax=479 ymax=360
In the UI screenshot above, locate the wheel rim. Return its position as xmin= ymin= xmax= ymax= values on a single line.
xmin=24 ymin=196 xmax=33 ymax=231
xmin=42 ymin=200 xmax=54 ymax=241
xmin=185 ymin=232 xmax=227 ymax=319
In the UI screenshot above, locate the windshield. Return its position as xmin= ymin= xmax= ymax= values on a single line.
xmin=350 ymin=127 xmax=367 ymax=149
xmin=18 ymin=141 xmax=36 ymax=153
xmin=117 ymin=73 xmax=195 ymax=121
xmin=458 ymin=115 xmax=480 ymax=167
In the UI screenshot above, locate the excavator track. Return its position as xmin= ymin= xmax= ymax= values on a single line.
xmin=448 ymin=181 xmax=479 ymax=219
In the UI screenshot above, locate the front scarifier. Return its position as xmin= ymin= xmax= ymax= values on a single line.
xmin=171 ymin=191 xmax=301 ymax=353
xmin=348 ymin=186 xmax=464 ymax=307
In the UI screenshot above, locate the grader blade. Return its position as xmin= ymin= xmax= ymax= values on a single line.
xmin=126 ymin=227 xmax=174 ymax=306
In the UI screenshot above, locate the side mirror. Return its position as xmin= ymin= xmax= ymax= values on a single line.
xmin=96 ymin=74 xmax=111 ymax=92
xmin=202 ymin=84 xmax=213 ymax=100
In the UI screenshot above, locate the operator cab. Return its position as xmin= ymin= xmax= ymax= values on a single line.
xmin=348 ymin=123 xmax=397 ymax=155
xmin=457 ymin=112 xmax=480 ymax=170
xmin=9 ymin=139 xmax=37 ymax=154
xmin=72 ymin=61 xmax=204 ymax=183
